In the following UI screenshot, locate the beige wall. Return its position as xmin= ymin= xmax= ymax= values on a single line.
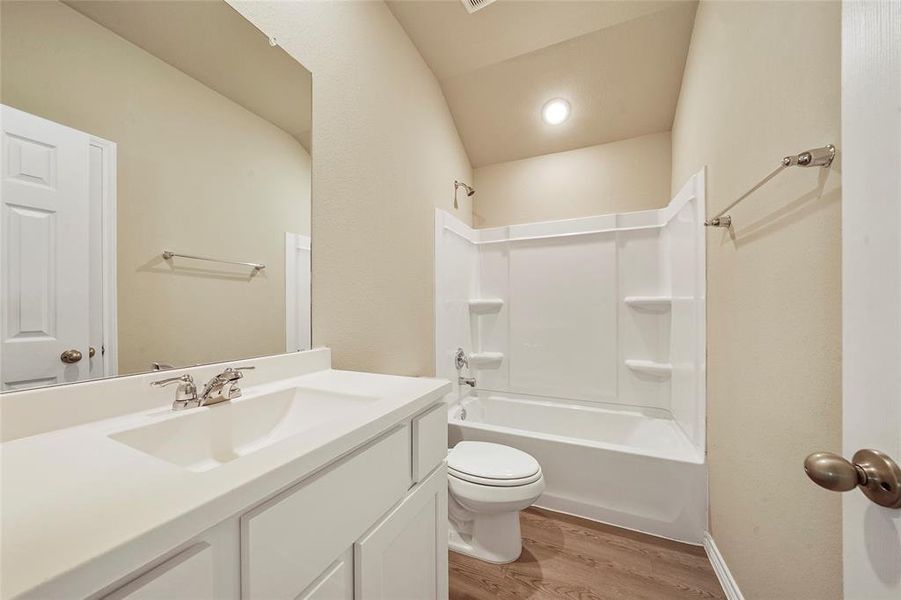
xmin=671 ymin=2 xmax=842 ymax=598
xmin=1 ymin=0 xmax=311 ymax=374
xmin=473 ymin=132 xmax=671 ymax=228
xmin=232 ymin=1 xmax=473 ymax=376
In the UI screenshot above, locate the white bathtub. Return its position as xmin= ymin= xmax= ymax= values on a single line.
xmin=447 ymin=392 xmax=707 ymax=544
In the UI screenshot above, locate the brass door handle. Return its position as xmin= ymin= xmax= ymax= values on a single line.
xmin=804 ymin=449 xmax=901 ymax=508
xmin=60 ymin=349 xmax=83 ymax=364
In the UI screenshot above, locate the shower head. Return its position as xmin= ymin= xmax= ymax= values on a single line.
xmin=453 ymin=180 xmax=475 ymax=209
xmin=455 ymin=180 xmax=475 ymax=197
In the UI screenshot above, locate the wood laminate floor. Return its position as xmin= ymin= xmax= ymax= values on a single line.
xmin=449 ymin=508 xmax=726 ymax=600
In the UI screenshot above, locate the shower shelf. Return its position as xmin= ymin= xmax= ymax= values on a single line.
xmin=624 ymin=296 xmax=672 ymax=312
xmin=468 ymin=352 xmax=503 ymax=369
xmin=468 ymin=299 xmax=504 ymax=314
xmin=625 ymin=359 xmax=672 ymax=378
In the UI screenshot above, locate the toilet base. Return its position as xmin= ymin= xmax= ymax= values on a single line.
xmin=448 ymin=510 xmax=523 ymax=564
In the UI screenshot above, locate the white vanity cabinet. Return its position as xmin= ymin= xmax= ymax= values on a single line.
xmin=93 ymin=403 xmax=449 ymax=600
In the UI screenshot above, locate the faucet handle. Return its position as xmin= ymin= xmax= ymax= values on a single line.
xmin=220 ymin=365 xmax=255 ymax=380
xmin=151 ymin=374 xmax=198 ymax=410
xmin=218 ymin=366 xmax=255 ymax=399
xmin=151 ymin=374 xmax=194 ymax=387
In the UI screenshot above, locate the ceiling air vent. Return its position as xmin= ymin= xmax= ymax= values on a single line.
xmin=460 ymin=0 xmax=497 ymax=15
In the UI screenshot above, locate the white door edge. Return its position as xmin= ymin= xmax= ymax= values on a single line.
xmin=841 ymin=1 xmax=901 ymax=597
xmin=89 ymin=136 xmax=117 ymax=378
xmin=285 ymin=232 xmax=311 ymax=352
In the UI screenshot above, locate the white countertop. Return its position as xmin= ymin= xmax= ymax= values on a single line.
xmin=0 ymin=368 xmax=450 ymax=599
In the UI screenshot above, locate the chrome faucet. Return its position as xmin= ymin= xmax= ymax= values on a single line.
xmin=151 ymin=366 xmax=255 ymax=411
xmin=198 ymin=366 xmax=255 ymax=406
xmin=454 ymin=348 xmax=477 ymax=388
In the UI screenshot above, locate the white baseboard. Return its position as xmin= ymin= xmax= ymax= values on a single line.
xmin=703 ymin=532 xmax=745 ymax=600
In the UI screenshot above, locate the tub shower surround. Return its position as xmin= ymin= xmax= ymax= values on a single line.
xmin=435 ymin=170 xmax=707 ymax=542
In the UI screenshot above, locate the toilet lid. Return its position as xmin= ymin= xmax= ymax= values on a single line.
xmin=448 ymin=442 xmax=540 ymax=482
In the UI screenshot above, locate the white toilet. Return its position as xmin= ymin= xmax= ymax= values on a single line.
xmin=446 ymin=441 xmax=545 ymax=563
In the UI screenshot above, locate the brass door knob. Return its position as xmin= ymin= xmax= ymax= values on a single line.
xmin=804 ymin=449 xmax=901 ymax=508
xmin=60 ymin=349 xmax=83 ymax=364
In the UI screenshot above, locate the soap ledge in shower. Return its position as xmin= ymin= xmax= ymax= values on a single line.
xmin=469 ymin=352 xmax=504 ymax=369
xmin=625 ymin=359 xmax=672 ymax=378
xmin=468 ymin=299 xmax=504 ymax=314
xmin=624 ymin=296 xmax=672 ymax=312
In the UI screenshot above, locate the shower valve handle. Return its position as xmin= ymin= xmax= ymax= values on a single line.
xmin=454 ymin=347 xmax=468 ymax=371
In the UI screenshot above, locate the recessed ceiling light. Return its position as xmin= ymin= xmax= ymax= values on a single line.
xmin=542 ymin=98 xmax=570 ymax=125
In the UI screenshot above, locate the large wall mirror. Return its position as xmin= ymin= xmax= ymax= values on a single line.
xmin=0 ymin=0 xmax=312 ymax=391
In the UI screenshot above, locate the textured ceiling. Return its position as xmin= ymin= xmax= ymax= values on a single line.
xmin=64 ymin=0 xmax=312 ymax=150
xmin=387 ymin=0 xmax=697 ymax=167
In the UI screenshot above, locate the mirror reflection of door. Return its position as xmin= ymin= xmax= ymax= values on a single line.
xmin=0 ymin=0 xmax=312 ymax=391
xmin=1 ymin=105 xmax=117 ymax=389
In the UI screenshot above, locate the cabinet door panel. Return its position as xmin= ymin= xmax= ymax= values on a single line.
xmin=242 ymin=425 xmax=411 ymax=599
xmin=296 ymin=547 xmax=352 ymax=600
xmin=355 ymin=465 xmax=448 ymax=600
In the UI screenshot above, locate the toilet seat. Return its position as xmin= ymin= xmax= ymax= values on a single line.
xmin=448 ymin=468 xmax=543 ymax=487
xmin=448 ymin=441 xmax=541 ymax=487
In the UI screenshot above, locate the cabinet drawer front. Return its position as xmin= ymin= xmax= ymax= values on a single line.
xmin=242 ymin=425 xmax=411 ymax=599
xmin=103 ymin=544 xmax=214 ymax=600
xmin=412 ymin=403 xmax=447 ymax=483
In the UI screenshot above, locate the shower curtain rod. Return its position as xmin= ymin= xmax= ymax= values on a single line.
xmin=705 ymin=144 xmax=835 ymax=228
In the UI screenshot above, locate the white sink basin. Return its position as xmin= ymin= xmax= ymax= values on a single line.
xmin=109 ymin=387 xmax=376 ymax=472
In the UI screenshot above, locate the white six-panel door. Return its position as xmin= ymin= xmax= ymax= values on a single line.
xmin=1 ymin=105 xmax=91 ymax=390
xmin=841 ymin=2 xmax=901 ymax=597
